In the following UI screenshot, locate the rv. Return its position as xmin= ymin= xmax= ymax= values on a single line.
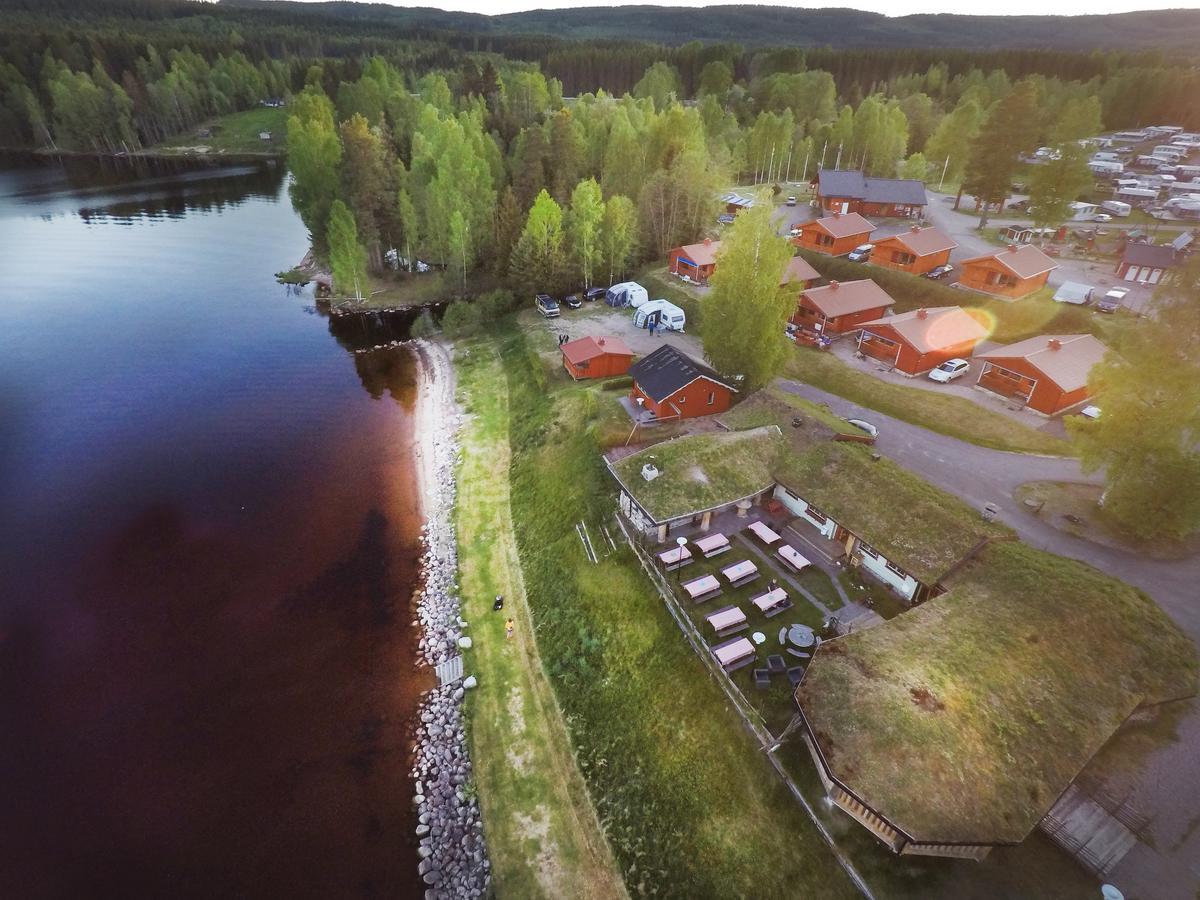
xmin=1153 ymin=146 xmax=1185 ymax=160
xmin=1113 ymin=130 xmax=1149 ymax=143
xmin=633 ymin=299 xmax=686 ymax=332
xmin=1089 ymin=160 xmax=1124 ymax=176
xmin=1135 ymin=155 xmax=1172 ymax=169
xmin=1092 ymin=151 xmax=1120 ymax=163
xmin=604 ymin=281 xmax=649 ymax=308
xmin=1100 ymin=200 xmax=1132 ymax=217
xmin=1116 ymin=187 xmax=1160 ymax=204
xmin=1175 ymin=165 xmax=1200 ymax=180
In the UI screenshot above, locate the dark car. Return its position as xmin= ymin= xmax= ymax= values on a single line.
xmin=563 ymin=294 xmax=583 ymax=309
xmin=583 ymin=286 xmax=606 ymax=302
xmin=1094 ymin=287 xmax=1128 ymax=314
xmin=923 ymin=264 xmax=954 ymax=280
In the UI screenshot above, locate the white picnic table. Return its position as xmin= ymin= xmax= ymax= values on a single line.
xmin=682 ymin=574 xmax=721 ymax=600
xmin=777 ymin=543 xmax=810 ymax=572
xmin=721 ymin=559 xmax=759 ymax=584
xmin=657 ymin=544 xmax=693 ymax=569
xmin=694 ymin=532 xmax=731 ymax=556
xmin=747 ymin=520 xmax=781 ymax=545
xmin=712 ymin=636 xmax=755 ymax=668
xmin=751 ymin=587 xmax=789 ymax=614
xmin=705 ymin=605 xmax=747 ymax=632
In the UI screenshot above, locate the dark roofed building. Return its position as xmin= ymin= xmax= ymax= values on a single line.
xmin=1116 ymin=241 xmax=1180 ymax=285
xmin=628 ymin=345 xmax=735 ymax=421
xmin=814 ymin=169 xmax=928 ymax=219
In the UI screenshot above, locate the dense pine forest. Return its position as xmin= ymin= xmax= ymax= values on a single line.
xmin=4 ymin=0 xmax=1198 ymax=306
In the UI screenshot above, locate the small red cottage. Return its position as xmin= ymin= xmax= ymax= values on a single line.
xmin=669 ymin=238 xmax=721 ymax=284
xmin=856 ymin=307 xmax=989 ymax=376
xmin=561 ymin=335 xmax=634 ymax=381
xmin=781 ymin=255 xmax=821 ymax=291
xmin=871 ymin=225 xmax=957 ymax=276
xmin=793 ymin=211 xmax=876 ymax=257
xmin=792 ymin=279 xmax=896 ymax=336
xmin=976 ymin=334 xmax=1107 ymax=416
xmin=958 ymin=244 xmax=1057 ymax=300
xmin=628 ymin=345 xmax=735 ymax=421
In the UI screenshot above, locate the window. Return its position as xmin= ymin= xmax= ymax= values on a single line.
xmin=893 ymin=251 xmax=916 ymax=266
xmin=707 ymin=391 xmax=716 ymax=405
xmin=885 ymin=559 xmax=910 ymax=579
xmin=818 ymin=233 xmax=834 ymax=247
xmin=857 ymin=541 xmax=878 ymax=560
xmin=805 ymin=504 xmax=828 ymax=525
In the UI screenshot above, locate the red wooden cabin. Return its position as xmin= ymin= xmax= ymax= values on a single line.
xmin=629 ymin=345 xmax=735 ymax=420
xmin=561 ymin=336 xmax=634 ymax=381
xmin=871 ymin=226 xmax=957 ymax=276
xmin=792 ymin=279 xmax=896 ymax=336
xmin=856 ymin=307 xmax=989 ymax=376
xmin=793 ymin=211 xmax=876 ymax=257
xmin=975 ymin=334 xmax=1106 ymax=415
xmin=958 ymin=245 xmax=1056 ymax=300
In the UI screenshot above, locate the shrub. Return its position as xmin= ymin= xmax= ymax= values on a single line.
xmin=440 ymin=299 xmax=482 ymax=338
xmin=409 ymin=308 xmax=437 ymax=338
xmin=477 ymin=288 xmax=519 ymax=320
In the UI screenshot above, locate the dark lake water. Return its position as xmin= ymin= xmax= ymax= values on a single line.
xmin=0 ymin=153 xmax=428 ymax=898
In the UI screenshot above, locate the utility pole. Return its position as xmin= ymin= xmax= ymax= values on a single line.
xmin=834 ymin=142 xmax=843 ymax=170
xmin=938 ymin=155 xmax=950 ymax=191
xmin=819 ymin=140 xmax=828 ymax=171
xmin=784 ymin=144 xmax=794 ymax=184
xmin=767 ymin=144 xmax=776 ymax=186
xmin=800 ymin=147 xmax=811 ymax=184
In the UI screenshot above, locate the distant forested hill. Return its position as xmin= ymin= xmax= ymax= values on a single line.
xmin=218 ymin=0 xmax=1200 ymax=52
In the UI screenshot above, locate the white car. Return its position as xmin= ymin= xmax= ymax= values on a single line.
xmin=786 ymin=195 xmax=797 ymax=206
xmin=928 ymin=358 xmax=970 ymax=383
xmin=847 ymin=243 xmax=874 ymax=262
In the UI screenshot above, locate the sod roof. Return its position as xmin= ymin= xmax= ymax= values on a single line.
xmin=774 ymin=442 xmax=997 ymax=583
xmin=796 ymin=540 xmax=1197 ymax=846
xmin=610 ymin=426 xmax=784 ymax=523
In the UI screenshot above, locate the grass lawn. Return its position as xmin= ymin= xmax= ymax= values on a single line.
xmin=152 ymin=106 xmax=288 ymax=156
xmin=495 ymin=327 xmax=857 ymax=898
xmin=1014 ymin=480 xmax=1200 ymax=561
xmin=455 ymin=344 xmax=627 ymax=899
xmin=720 ymin=387 xmax=860 ymax=440
xmin=783 ymin=350 xmax=1074 ymax=456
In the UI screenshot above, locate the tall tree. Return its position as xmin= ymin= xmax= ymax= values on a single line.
xmin=339 ymin=113 xmax=394 ymax=271
xmin=448 ymin=210 xmax=471 ymax=294
xmin=599 ymin=194 xmax=638 ymax=285
xmin=548 ymin=108 xmax=586 ymax=203
xmin=696 ymin=61 xmax=733 ymax=98
xmin=1052 ymin=95 xmax=1103 ymax=144
xmin=699 ymin=198 xmax=793 ymax=391
xmin=508 ymin=189 xmax=567 ymax=292
xmin=327 ymin=199 xmax=368 ymax=301
xmin=1067 ymin=258 xmax=1200 ymax=540
xmin=287 ymin=89 xmax=342 ymax=247
xmin=1027 ymin=143 xmax=1093 ymax=241
xmin=565 ymin=178 xmax=604 ymax=288
xmin=492 ymin=185 xmax=523 ymax=277
xmin=924 ymin=98 xmax=982 ymax=187
xmin=962 ymin=81 xmax=1041 ymax=227
xmin=632 ymin=61 xmax=682 ymax=111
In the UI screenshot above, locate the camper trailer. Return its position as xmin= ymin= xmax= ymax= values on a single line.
xmin=1091 ymin=151 xmax=1120 ymax=163
xmin=1100 ymin=200 xmax=1132 ymax=217
xmin=1116 ymin=187 xmax=1161 ymax=205
xmin=605 ymin=282 xmax=649 ymax=308
xmin=1089 ymin=160 xmax=1124 ymax=176
xmin=633 ymin=299 xmax=686 ymax=332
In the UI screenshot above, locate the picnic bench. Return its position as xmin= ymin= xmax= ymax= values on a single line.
xmin=704 ymin=604 xmax=748 ymax=638
xmin=694 ymin=532 xmax=731 ymax=558
xmin=712 ymin=635 xmax=757 ymax=672
xmin=776 ymin=543 xmax=811 ymax=574
xmin=720 ymin=559 xmax=760 ymax=588
xmin=750 ymin=587 xmax=793 ymax=618
xmin=747 ymin=520 xmax=781 ymax=546
xmin=657 ymin=544 xmax=694 ymax=572
xmin=682 ymin=573 xmax=722 ymax=604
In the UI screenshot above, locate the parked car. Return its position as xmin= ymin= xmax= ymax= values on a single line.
xmin=788 ymin=225 xmax=803 ymax=237
xmin=786 ymin=195 xmax=797 ymax=206
xmin=844 ymin=418 xmax=879 ymax=438
xmin=928 ymin=358 xmax=970 ymax=383
xmin=923 ymin=264 xmax=954 ymax=280
xmin=583 ymin=286 xmax=606 ymax=302
xmin=1094 ymin=287 xmax=1128 ymax=313
xmin=1093 ymin=213 xmax=1113 ymax=222
xmin=847 ymin=243 xmax=874 ymax=262
xmin=535 ymin=293 xmax=560 ymax=318
xmin=717 ymin=213 xmax=735 ymax=225
xmin=563 ymin=293 xmax=582 ymax=309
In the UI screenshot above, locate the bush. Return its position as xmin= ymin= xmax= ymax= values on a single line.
xmin=440 ymin=299 xmax=482 ymax=338
xmin=409 ymin=308 xmax=437 ymax=338
xmin=477 ymin=288 xmax=519 ymax=321
xmin=599 ymin=375 xmax=633 ymax=391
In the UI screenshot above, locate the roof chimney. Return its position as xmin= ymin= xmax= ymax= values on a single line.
xmin=598 ymin=337 xmax=605 ymax=346
xmin=916 ymin=308 xmax=928 ymax=319
xmin=829 ymin=280 xmax=840 ymax=290
xmin=1047 ymin=338 xmax=1062 ymax=351
xmin=832 ymin=209 xmax=841 ymax=218
xmin=1008 ymin=243 xmax=1019 ymax=253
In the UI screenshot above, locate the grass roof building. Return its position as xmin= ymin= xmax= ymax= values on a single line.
xmin=794 ymin=541 xmax=1196 ymax=859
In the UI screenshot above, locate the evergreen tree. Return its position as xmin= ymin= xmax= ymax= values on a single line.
xmin=508 ymin=189 xmax=567 ymax=292
xmin=492 ymin=186 xmax=523 ymax=277
xmin=565 ymin=178 xmax=604 ymax=288
xmin=548 ymin=108 xmax=586 ymax=203
xmin=327 ymin=199 xmax=369 ymax=301
xmin=924 ymin=98 xmax=982 ymax=186
xmin=962 ymin=81 xmax=1040 ymax=226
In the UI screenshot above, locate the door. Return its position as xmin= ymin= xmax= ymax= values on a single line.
xmin=1124 ymin=266 xmax=1141 ymax=282
xmin=1147 ymin=268 xmax=1162 ymax=284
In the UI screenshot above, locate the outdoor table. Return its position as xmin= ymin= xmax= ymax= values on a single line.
xmin=681 ymin=574 xmax=721 ymax=603
xmin=751 ymin=631 xmax=766 ymax=645
xmin=705 ymin=604 xmax=748 ymax=637
xmin=657 ymin=544 xmax=693 ymax=571
xmin=747 ymin=520 xmax=781 ymax=545
xmin=788 ymin=624 xmax=815 ymax=648
xmin=776 ymin=544 xmax=811 ymax=573
xmin=712 ymin=636 xmax=756 ymax=671
xmin=721 ymin=559 xmax=760 ymax=586
xmin=694 ymin=532 xmax=731 ymax=558
xmin=751 ymin=587 xmax=791 ymax=616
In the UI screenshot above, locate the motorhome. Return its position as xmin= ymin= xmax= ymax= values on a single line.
xmin=1153 ymin=146 xmax=1185 ymax=160
xmin=1116 ymin=187 xmax=1160 ymax=204
xmin=633 ymin=299 xmax=686 ymax=332
xmin=1100 ymin=200 xmax=1132 ymax=217
xmin=604 ymin=281 xmax=649 ymax=308
xmin=1089 ymin=159 xmax=1124 ymax=176
xmin=1113 ymin=130 xmax=1149 ymax=143
xmin=1175 ymin=165 xmax=1200 ymax=180
xmin=1135 ymin=155 xmax=1172 ymax=169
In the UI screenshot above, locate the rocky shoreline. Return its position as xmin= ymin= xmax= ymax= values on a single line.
xmin=408 ymin=339 xmax=490 ymax=898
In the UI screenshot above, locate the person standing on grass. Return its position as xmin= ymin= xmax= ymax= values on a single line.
xmin=505 ymin=618 xmax=515 ymax=640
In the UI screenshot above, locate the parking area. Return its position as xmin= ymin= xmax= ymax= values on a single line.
xmin=532 ymin=298 xmax=706 ymax=357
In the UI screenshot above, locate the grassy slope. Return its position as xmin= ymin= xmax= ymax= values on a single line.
xmin=497 ymin=328 xmax=856 ymax=899
xmin=153 ymin=106 xmax=288 ymax=155
xmin=455 ymin=345 xmax=627 ymax=900
xmin=784 ymin=351 xmax=1074 ymax=456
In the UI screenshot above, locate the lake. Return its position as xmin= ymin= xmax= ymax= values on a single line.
xmin=0 ymin=153 xmax=429 ymax=898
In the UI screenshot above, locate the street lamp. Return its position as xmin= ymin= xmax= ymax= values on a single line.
xmin=675 ymin=536 xmax=687 ymax=587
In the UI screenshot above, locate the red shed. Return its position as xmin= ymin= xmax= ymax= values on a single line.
xmin=792 ymin=278 xmax=896 ymax=336
xmin=871 ymin=225 xmax=957 ymax=276
xmin=668 ymin=238 xmax=721 ymax=284
xmin=856 ymin=307 xmax=989 ymax=376
xmin=959 ymin=245 xmax=1057 ymax=300
xmin=975 ymin=334 xmax=1107 ymax=415
xmin=628 ymin=345 xmax=735 ymax=421
xmin=561 ymin=335 xmax=634 ymax=381
xmin=793 ymin=211 xmax=876 ymax=257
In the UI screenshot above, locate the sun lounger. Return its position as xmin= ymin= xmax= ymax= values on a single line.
xmin=704 ymin=604 xmax=748 ymax=638
xmin=720 ymin=559 xmax=760 ymax=587
xmin=750 ymin=587 xmax=793 ymax=618
xmin=747 ymin=520 xmax=782 ymax=546
xmin=694 ymin=532 xmax=731 ymax=558
xmin=776 ymin=543 xmax=811 ymax=573
xmin=681 ymin=574 xmax=722 ymax=604
xmin=657 ymin=544 xmax=694 ymax=571
xmin=712 ymin=635 xmax=756 ymax=672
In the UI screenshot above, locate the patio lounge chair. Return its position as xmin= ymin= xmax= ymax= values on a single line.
xmin=767 ymin=654 xmax=787 ymax=674
xmin=787 ymin=666 xmax=805 ymax=687
xmin=753 ymin=668 xmax=771 ymax=689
